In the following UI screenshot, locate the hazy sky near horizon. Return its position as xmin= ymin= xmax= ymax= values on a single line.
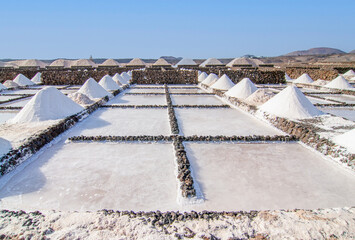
xmin=1 ymin=0 xmax=354 ymax=59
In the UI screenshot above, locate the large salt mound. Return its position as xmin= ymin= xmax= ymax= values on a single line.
xmin=293 ymin=73 xmax=313 ymax=84
xmin=119 ymin=73 xmax=130 ymax=84
xmin=99 ymin=75 xmax=120 ymax=91
xmin=68 ymin=92 xmax=94 ymax=105
xmin=10 ymin=87 xmax=84 ymax=123
xmin=121 ymin=72 xmax=131 ymax=81
xmin=312 ymin=79 xmax=328 ymax=86
xmin=245 ymin=89 xmax=274 ymax=106
xmin=0 ymin=83 xmax=7 ymax=90
xmin=78 ymin=78 xmax=112 ymax=100
xmin=112 ymin=73 xmax=124 ymax=85
xmin=260 ymin=85 xmax=323 ymax=119
xmin=3 ymin=80 xmax=19 ymax=88
xmin=225 ymin=78 xmax=257 ymax=99
xmin=325 ymin=75 xmax=353 ymax=89
xmin=343 ymin=69 xmax=355 ymax=78
xmin=31 ymin=72 xmax=42 ymax=84
xmin=13 ymin=74 xmax=35 ymax=86
xmin=198 ymin=72 xmax=208 ymax=83
xmin=210 ymin=74 xmax=235 ymax=91
xmin=333 ymin=129 xmax=355 ymax=154
xmin=201 ymin=73 xmax=219 ymax=86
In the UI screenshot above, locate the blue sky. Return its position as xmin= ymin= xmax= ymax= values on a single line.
xmin=1 ymin=0 xmax=354 ymax=59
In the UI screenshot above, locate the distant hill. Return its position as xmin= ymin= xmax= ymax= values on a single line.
xmin=284 ymin=47 xmax=345 ymax=56
xmin=349 ymin=50 xmax=355 ymax=54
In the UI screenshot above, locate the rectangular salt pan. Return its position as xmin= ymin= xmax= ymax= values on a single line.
xmin=105 ymin=94 xmax=167 ymax=106
xmin=171 ymin=95 xmax=224 ymax=106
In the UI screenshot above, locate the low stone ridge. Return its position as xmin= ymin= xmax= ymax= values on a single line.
xmin=101 ymin=105 xmax=168 ymax=108
xmin=165 ymin=85 xmax=179 ymax=134
xmin=132 ymin=69 xmax=198 ymax=85
xmin=124 ymin=92 xmax=166 ymax=95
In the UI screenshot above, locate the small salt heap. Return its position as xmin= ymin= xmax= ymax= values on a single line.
xmin=201 ymin=73 xmax=219 ymax=86
xmin=198 ymin=72 xmax=208 ymax=83
xmin=10 ymin=87 xmax=84 ymax=123
xmin=210 ymin=74 xmax=235 ymax=91
xmin=312 ymin=79 xmax=328 ymax=86
xmin=333 ymin=129 xmax=355 ymax=154
xmin=99 ymin=75 xmax=121 ymax=91
xmin=343 ymin=69 xmax=355 ymax=79
xmin=13 ymin=74 xmax=35 ymax=86
xmin=68 ymin=92 xmax=94 ymax=105
xmin=244 ymin=89 xmax=274 ymax=106
xmin=0 ymin=82 xmax=7 ymax=91
xmin=112 ymin=73 xmax=125 ymax=85
xmin=293 ymin=73 xmax=313 ymax=84
xmin=260 ymin=85 xmax=323 ymax=119
xmin=285 ymin=73 xmax=293 ymax=82
xmin=325 ymin=75 xmax=353 ymax=89
xmin=31 ymin=72 xmax=42 ymax=84
xmin=225 ymin=78 xmax=257 ymax=99
xmin=78 ymin=78 xmax=113 ymax=100
xmin=3 ymin=80 xmax=19 ymax=88
xmin=121 ymin=72 xmax=131 ymax=82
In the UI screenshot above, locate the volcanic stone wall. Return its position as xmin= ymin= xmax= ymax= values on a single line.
xmin=131 ymin=69 xmax=198 ymax=84
xmin=285 ymin=67 xmax=338 ymax=80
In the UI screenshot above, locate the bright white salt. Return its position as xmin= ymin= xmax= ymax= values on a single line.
xmin=312 ymin=79 xmax=328 ymax=86
xmin=245 ymin=89 xmax=274 ymax=106
xmin=293 ymin=73 xmax=314 ymax=84
xmin=98 ymin=75 xmax=120 ymax=91
xmin=198 ymin=72 xmax=208 ymax=83
xmin=9 ymin=87 xmax=84 ymax=123
xmin=121 ymin=72 xmax=131 ymax=81
xmin=0 ymin=83 xmax=6 ymax=90
xmin=68 ymin=92 xmax=94 ymax=105
xmin=112 ymin=73 xmax=125 ymax=85
xmin=31 ymin=72 xmax=42 ymax=84
xmin=225 ymin=78 xmax=257 ymax=99
xmin=333 ymin=128 xmax=355 ymax=154
xmin=285 ymin=73 xmax=292 ymax=81
xmin=78 ymin=78 xmax=112 ymax=100
xmin=3 ymin=80 xmax=19 ymax=88
xmin=210 ymin=74 xmax=235 ymax=90
xmin=201 ymin=73 xmax=218 ymax=86
xmin=343 ymin=69 xmax=355 ymax=78
xmin=13 ymin=74 xmax=35 ymax=86
xmin=260 ymin=85 xmax=323 ymax=119
xmin=325 ymin=75 xmax=353 ymax=89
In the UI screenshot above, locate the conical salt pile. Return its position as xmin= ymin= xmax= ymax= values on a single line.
xmin=245 ymin=89 xmax=274 ymax=106
xmin=120 ymin=72 xmax=130 ymax=84
xmin=122 ymin=72 xmax=131 ymax=80
xmin=333 ymin=129 xmax=355 ymax=154
xmin=31 ymin=72 xmax=42 ymax=84
xmin=285 ymin=73 xmax=292 ymax=81
xmin=78 ymin=78 xmax=112 ymax=100
xmin=293 ymin=73 xmax=313 ymax=84
xmin=68 ymin=92 xmax=94 ymax=106
xmin=198 ymin=72 xmax=208 ymax=83
xmin=201 ymin=73 xmax=219 ymax=86
xmin=3 ymin=80 xmax=19 ymax=88
xmin=112 ymin=73 xmax=125 ymax=85
xmin=312 ymin=79 xmax=328 ymax=86
xmin=0 ymin=82 xmax=7 ymax=90
xmin=13 ymin=74 xmax=35 ymax=86
xmin=260 ymin=85 xmax=323 ymax=119
xmin=127 ymin=71 xmax=132 ymax=77
xmin=9 ymin=87 xmax=84 ymax=123
xmin=225 ymin=78 xmax=257 ymax=99
xmin=325 ymin=75 xmax=353 ymax=89
xmin=210 ymin=74 xmax=235 ymax=91
xmin=343 ymin=70 xmax=355 ymax=78
xmin=99 ymin=75 xmax=120 ymax=91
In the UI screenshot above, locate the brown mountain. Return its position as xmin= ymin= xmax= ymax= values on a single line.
xmin=284 ymin=47 xmax=345 ymax=56
xmin=349 ymin=50 xmax=355 ymax=54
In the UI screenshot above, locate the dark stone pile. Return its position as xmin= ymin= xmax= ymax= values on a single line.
xmin=102 ymin=105 xmax=167 ymax=109
xmin=286 ymin=68 xmax=338 ymax=81
xmin=124 ymin=92 xmax=165 ymax=95
xmin=173 ymin=136 xmax=196 ymax=198
xmin=172 ymin=105 xmax=230 ymax=108
xmin=132 ymin=70 xmax=197 ymax=85
xmin=165 ymin=85 xmax=179 ymax=134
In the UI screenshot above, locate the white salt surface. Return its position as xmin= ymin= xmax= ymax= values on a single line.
xmin=112 ymin=73 xmax=125 ymax=85
xmin=260 ymin=86 xmax=323 ymax=119
xmin=106 ymin=94 xmax=167 ymax=106
xmin=325 ymin=76 xmax=353 ymax=89
xmin=0 ymin=95 xmax=20 ymax=102
xmin=198 ymin=72 xmax=208 ymax=82
xmin=168 ymin=88 xmax=205 ymax=94
xmin=320 ymin=107 xmax=355 ymax=121
xmin=175 ymin=108 xmax=283 ymax=136
xmin=31 ymin=72 xmax=42 ymax=84
xmin=225 ymin=78 xmax=257 ymax=99
xmin=333 ymin=129 xmax=355 ymax=154
xmin=184 ymin=142 xmax=355 ymax=211
xmin=0 ymin=110 xmax=19 ymax=124
xmin=125 ymin=88 xmax=165 ymax=93
xmin=343 ymin=69 xmax=355 ymax=78
xmin=318 ymin=94 xmax=355 ymax=104
xmin=3 ymin=80 xmax=19 ymax=88
xmin=0 ymin=142 xmax=178 ymax=211
xmin=10 ymin=87 xmax=84 ymax=123
xmin=0 ymin=83 xmax=6 ymax=90
xmin=306 ymin=96 xmax=336 ymax=105
xmin=5 ymin=89 xmax=39 ymax=95
xmin=244 ymin=89 xmax=274 ymax=106
xmin=78 ymin=78 xmax=112 ymax=100
xmin=171 ymin=95 xmax=224 ymax=106
xmin=0 ymin=98 xmax=31 ymax=107
xmin=69 ymin=108 xmax=171 ymax=136
xmin=13 ymin=74 xmax=35 ymax=86
xmin=98 ymin=75 xmax=120 ymax=91
xmin=312 ymin=79 xmax=328 ymax=86
xmin=293 ymin=73 xmax=314 ymax=84
xmin=201 ymin=73 xmax=218 ymax=86
xmin=68 ymin=92 xmax=94 ymax=106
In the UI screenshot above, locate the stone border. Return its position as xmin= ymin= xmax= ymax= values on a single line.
xmin=124 ymin=92 xmax=166 ymax=95
xmin=0 ymin=106 xmax=23 ymax=110
xmin=165 ymin=85 xmax=179 ymax=135
xmin=101 ymin=105 xmax=168 ymax=109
